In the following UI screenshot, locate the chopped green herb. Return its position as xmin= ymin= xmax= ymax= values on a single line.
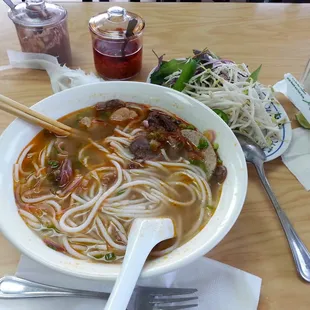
xmin=217 ymin=158 xmax=223 ymax=165
xmin=104 ymin=252 xmax=116 ymax=261
xmin=189 ymin=159 xmax=207 ymax=173
xmin=116 ymin=189 xmax=126 ymax=196
xmin=213 ymin=143 xmax=219 ymax=150
xmin=197 ymin=138 xmax=209 ymax=150
xmin=213 ymin=109 xmax=229 ymax=124
xmin=247 ymin=64 xmax=262 ymax=83
xmin=48 ymin=160 xmax=60 ymax=169
xmin=243 ymin=89 xmax=249 ymax=95
xmin=179 ymin=123 xmax=196 ymax=130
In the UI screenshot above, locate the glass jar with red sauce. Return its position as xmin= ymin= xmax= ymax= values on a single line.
xmin=89 ymin=7 xmax=145 ymax=80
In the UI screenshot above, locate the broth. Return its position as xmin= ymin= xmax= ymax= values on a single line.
xmin=13 ymin=100 xmax=226 ymax=263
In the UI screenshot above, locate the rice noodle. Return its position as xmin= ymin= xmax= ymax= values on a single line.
xmin=46 ymin=140 xmax=55 ymax=157
xmin=110 ymin=141 xmax=134 ymax=160
xmin=114 ymin=128 xmax=132 ymax=138
xmin=17 ymin=144 xmax=33 ymax=175
xmin=63 ymin=236 xmax=88 ymax=260
xmin=39 ymin=148 xmax=46 ymax=168
xmin=59 ymin=161 xmax=123 ymax=233
xmin=89 ymin=139 xmax=109 ymax=153
xmin=45 ymin=200 xmax=62 ymax=213
xmin=19 ymin=209 xmax=40 ymax=222
xmin=22 ymin=193 xmax=55 ymax=204
xmin=107 ymin=154 xmax=126 ymax=166
xmin=105 ymin=136 xmax=131 ymax=146
xmin=69 ymin=237 xmax=105 ymax=244
xmin=13 ymin=164 xmax=19 ymax=182
xmin=96 ymin=217 xmax=126 ymax=251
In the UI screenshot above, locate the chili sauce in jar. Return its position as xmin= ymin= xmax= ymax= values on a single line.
xmin=89 ymin=7 xmax=145 ymax=80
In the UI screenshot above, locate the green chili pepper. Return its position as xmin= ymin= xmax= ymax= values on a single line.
xmin=150 ymin=59 xmax=186 ymax=85
xmin=173 ymin=59 xmax=198 ymax=92
xmin=213 ymin=109 xmax=229 ymax=124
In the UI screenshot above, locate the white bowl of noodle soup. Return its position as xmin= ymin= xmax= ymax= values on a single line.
xmin=0 ymin=82 xmax=247 ymax=280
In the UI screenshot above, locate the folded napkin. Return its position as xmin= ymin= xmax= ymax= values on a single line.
xmin=0 ymin=255 xmax=261 ymax=310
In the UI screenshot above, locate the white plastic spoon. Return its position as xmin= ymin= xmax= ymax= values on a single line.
xmin=104 ymin=218 xmax=175 ymax=310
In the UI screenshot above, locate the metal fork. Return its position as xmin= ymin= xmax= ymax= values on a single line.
xmin=132 ymin=286 xmax=198 ymax=310
xmin=0 ymin=276 xmax=198 ymax=309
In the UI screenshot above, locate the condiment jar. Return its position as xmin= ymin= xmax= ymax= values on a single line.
xmin=8 ymin=0 xmax=72 ymax=66
xmin=89 ymin=6 xmax=145 ymax=80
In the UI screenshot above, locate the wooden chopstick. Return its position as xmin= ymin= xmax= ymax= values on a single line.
xmin=0 ymin=94 xmax=73 ymax=136
xmin=0 ymin=102 xmax=70 ymax=136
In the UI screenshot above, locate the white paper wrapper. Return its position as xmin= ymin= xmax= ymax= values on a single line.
xmin=0 ymin=50 xmax=103 ymax=93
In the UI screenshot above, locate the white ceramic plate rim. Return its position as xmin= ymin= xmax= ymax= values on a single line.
xmin=0 ymin=82 xmax=247 ymax=280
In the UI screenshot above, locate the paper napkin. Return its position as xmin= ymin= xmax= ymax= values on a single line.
xmin=0 ymin=255 xmax=262 ymax=310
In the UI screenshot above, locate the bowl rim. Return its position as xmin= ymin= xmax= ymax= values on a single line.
xmin=0 ymin=81 xmax=248 ymax=280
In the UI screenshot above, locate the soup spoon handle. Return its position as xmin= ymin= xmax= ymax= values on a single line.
xmin=253 ymin=160 xmax=310 ymax=282
xmin=0 ymin=275 xmax=110 ymax=299
xmin=104 ymin=218 xmax=174 ymax=310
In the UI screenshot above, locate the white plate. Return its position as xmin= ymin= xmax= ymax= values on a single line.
xmin=0 ymin=82 xmax=247 ymax=280
xmin=147 ymin=67 xmax=292 ymax=161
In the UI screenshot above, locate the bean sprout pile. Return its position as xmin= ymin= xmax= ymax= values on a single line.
xmin=152 ymin=50 xmax=286 ymax=148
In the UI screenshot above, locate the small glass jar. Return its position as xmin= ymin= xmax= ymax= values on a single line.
xmin=8 ymin=0 xmax=72 ymax=66
xmin=89 ymin=7 xmax=145 ymax=80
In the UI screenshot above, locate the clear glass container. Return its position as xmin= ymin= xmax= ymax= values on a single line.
xmin=89 ymin=6 xmax=145 ymax=80
xmin=8 ymin=0 xmax=72 ymax=66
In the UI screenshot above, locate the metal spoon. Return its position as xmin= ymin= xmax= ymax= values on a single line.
xmin=236 ymin=132 xmax=310 ymax=282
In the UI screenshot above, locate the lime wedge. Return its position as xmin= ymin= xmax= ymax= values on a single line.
xmin=296 ymin=111 xmax=310 ymax=129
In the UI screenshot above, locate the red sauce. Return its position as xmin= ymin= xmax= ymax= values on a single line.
xmin=93 ymin=39 xmax=142 ymax=80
